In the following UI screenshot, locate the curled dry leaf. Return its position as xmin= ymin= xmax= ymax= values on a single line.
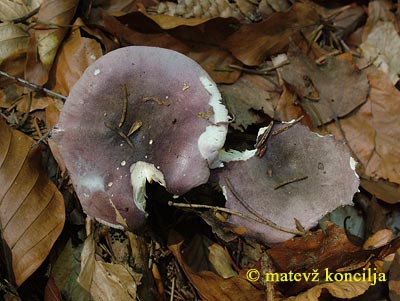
xmin=224 ymin=2 xmax=320 ymax=66
xmin=168 ymin=233 xmax=265 ymax=301
xmin=78 ymin=230 xmax=139 ymax=301
xmin=327 ymin=70 xmax=400 ymax=203
xmin=363 ymin=229 xmax=393 ymax=250
xmin=214 ymin=123 xmax=359 ymax=244
xmin=0 ymin=118 xmax=65 ymax=286
xmin=0 ymin=23 xmax=29 ymax=65
xmin=25 ymin=0 xmax=79 ymax=85
xmin=280 ymin=47 xmax=369 ymax=127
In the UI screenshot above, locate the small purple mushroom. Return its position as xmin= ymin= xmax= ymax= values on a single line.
xmin=53 ymin=46 xmax=229 ymax=229
xmin=213 ymin=122 xmax=359 ymax=244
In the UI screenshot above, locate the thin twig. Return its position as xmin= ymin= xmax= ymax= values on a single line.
xmin=272 ymin=115 xmax=304 ymax=136
xmin=19 ymin=92 xmax=32 ymax=127
xmin=224 ymin=177 xmax=304 ymax=235
xmin=118 ymin=84 xmax=128 ymax=128
xmin=170 ymin=277 xmax=176 ymax=301
xmin=228 ymin=60 xmax=289 ymax=75
xmin=274 ymin=176 xmax=308 ymax=190
xmin=104 ymin=122 xmax=134 ymax=149
xmin=11 ymin=6 xmax=40 ymax=24
xmin=0 ymin=70 xmax=67 ymax=101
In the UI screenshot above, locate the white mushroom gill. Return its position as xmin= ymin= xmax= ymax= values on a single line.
xmin=130 ymin=161 xmax=166 ymax=214
xmin=198 ymin=76 xmax=229 ymax=166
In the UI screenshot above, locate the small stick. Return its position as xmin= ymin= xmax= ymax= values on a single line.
xmin=118 ymin=84 xmax=128 ymax=128
xmin=142 ymin=97 xmax=169 ymax=106
xmin=0 ymin=70 xmax=67 ymax=101
xmin=224 ymin=177 xmax=304 ymax=235
xmin=228 ymin=60 xmax=289 ymax=75
xmin=255 ymin=121 xmax=274 ymax=149
xmin=274 ymin=176 xmax=308 ymax=190
xmin=11 ymin=6 xmax=40 ymax=24
xmin=127 ymin=120 xmax=142 ymax=137
xmin=272 ymin=115 xmax=304 ymax=136
xmin=315 ymin=49 xmax=341 ymax=65
xmin=19 ymin=92 xmax=32 ymax=127
xmin=170 ymin=277 xmax=175 ymax=301
xmin=104 ymin=122 xmax=134 ymax=149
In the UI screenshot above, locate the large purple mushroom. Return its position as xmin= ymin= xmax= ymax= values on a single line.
xmin=213 ymin=122 xmax=359 ymax=244
xmin=53 ymin=46 xmax=229 ymax=229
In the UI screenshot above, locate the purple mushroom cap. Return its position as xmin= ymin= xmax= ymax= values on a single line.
xmin=214 ymin=123 xmax=359 ymax=244
xmin=53 ymin=46 xmax=229 ymax=229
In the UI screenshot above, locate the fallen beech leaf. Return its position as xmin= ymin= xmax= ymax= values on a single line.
xmin=389 ymin=248 xmax=400 ymax=301
xmin=25 ymin=0 xmax=79 ymax=85
xmin=280 ymin=47 xmax=369 ymax=126
xmin=0 ymin=23 xmax=29 ymax=64
xmin=363 ymin=229 xmax=393 ymax=250
xmin=360 ymin=21 xmax=400 ymax=84
xmin=88 ymin=8 xmax=240 ymax=83
xmin=49 ymin=25 xmax=103 ymax=96
xmin=169 ymin=233 xmax=265 ymax=301
xmin=51 ymin=240 xmax=90 ymax=301
xmin=44 ymin=277 xmax=62 ymax=301
xmin=327 ymin=70 xmax=400 ymax=203
xmin=0 ymin=0 xmax=38 ymax=22
xmin=268 ymin=223 xmax=367 ymax=295
xmin=282 ymin=281 xmax=370 ymax=301
xmin=78 ymin=230 xmax=139 ymax=301
xmin=0 ymin=118 xmax=65 ymax=286
xmin=142 ymin=13 xmax=210 ymax=30
xmin=219 ymin=74 xmax=276 ymax=131
xmin=214 ymin=123 xmax=359 ymax=244
xmin=224 ymin=2 xmax=319 ymax=66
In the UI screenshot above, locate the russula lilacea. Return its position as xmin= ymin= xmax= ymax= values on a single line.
xmin=213 ymin=122 xmax=359 ymax=244
xmin=53 ymin=46 xmax=229 ymax=229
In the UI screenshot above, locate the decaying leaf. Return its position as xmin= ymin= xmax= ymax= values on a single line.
xmin=327 ymin=70 xmax=400 ymax=203
xmin=168 ymin=233 xmax=265 ymax=301
xmin=0 ymin=0 xmax=42 ymax=22
xmin=25 ymin=0 xmax=79 ymax=85
xmin=363 ymin=229 xmax=393 ymax=250
xmin=281 ymin=281 xmax=370 ymax=301
xmin=0 ymin=118 xmax=65 ymax=286
xmin=49 ymin=25 xmax=103 ymax=96
xmin=280 ymin=48 xmax=369 ymax=126
xmin=224 ymin=2 xmax=320 ymax=66
xmin=78 ymin=228 xmax=140 ymax=301
xmin=219 ymin=74 xmax=277 ymax=131
xmin=360 ymin=21 xmax=400 ymax=85
xmin=88 ymin=8 xmax=241 ymax=83
xmin=0 ymin=23 xmax=29 ymax=65
xmin=214 ymin=123 xmax=359 ymax=244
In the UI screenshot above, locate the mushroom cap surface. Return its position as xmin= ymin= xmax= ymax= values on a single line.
xmin=214 ymin=123 xmax=359 ymax=244
xmin=53 ymin=46 xmax=228 ymax=229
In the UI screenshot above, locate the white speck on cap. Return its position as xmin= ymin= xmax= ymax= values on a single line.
xmin=94 ymin=69 xmax=101 ymax=76
xmin=121 ymin=160 xmax=126 ymax=166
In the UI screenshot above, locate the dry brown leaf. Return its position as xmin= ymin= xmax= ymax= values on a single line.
xmin=327 ymin=70 xmax=400 ymax=203
xmin=168 ymin=233 xmax=265 ymax=301
xmin=0 ymin=0 xmax=43 ymax=22
xmin=219 ymin=74 xmax=277 ymax=131
xmin=78 ymin=229 xmax=139 ymax=301
xmin=360 ymin=21 xmax=400 ymax=84
xmin=224 ymin=2 xmax=319 ymax=66
xmin=0 ymin=23 xmax=29 ymax=64
xmin=141 ymin=13 xmax=210 ymax=30
xmin=25 ymin=0 xmax=79 ymax=85
xmin=282 ymin=281 xmax=370 ymax=301
xmin=49 ymin=25 xmax=103 ymax=96
xmin=280 ymin=47 xmax=369 ymax=126
xmin=0 ymin=117 xmax=65 ymax=286
xmin=88 ymin=8 xmax=240 ymax=83
xmin=363 ymin=229 xmax=393 ymax=250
